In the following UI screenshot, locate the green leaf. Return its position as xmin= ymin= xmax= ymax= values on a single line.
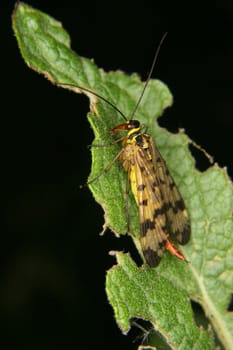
xmin=107 ymin=252 xmax=214 ymax=349
xmin=13 ymin=3 xmax=233 ymax=350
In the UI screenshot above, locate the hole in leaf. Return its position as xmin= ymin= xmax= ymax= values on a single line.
xmin=227 ymin=293 xmax=233 ymax=311
xmin=191 ymin=301 xmax=209 ymax=329
xmin=129 ymin=318 xmax=172 ymax=349
xmin=188 ymin=143 xmax=213 ymax=172
xmin=103 ymin=229 xmax=143 ymax=267
xmin=191 ymin=301 xmax=225 ymax=349
xmin=130 ymin=319 xmax=153 ymax=345
xmin=157 ymin=108 xmax=180 ymax=134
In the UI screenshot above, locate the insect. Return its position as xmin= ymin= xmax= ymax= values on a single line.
xmin=63 ymin=34 xmax=190 ymax=267
xmin=109 ymin=118 xmax=190 ymax=267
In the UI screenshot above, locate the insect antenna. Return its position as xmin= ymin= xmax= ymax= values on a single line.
xmin=58 ymin=32 xmax=167 ymax=126
xmin=58 ymin=83 xmax=127 ymax=122
xmin=129 ymin=32 xmax=168 ymax=120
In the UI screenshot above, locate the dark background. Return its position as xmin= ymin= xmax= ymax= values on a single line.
xmin=3 ymin=1 xmax=233 ymax=349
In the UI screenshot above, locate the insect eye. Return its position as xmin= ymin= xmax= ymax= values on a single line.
xmin=128 ymin=120 xmax=140 ymax=129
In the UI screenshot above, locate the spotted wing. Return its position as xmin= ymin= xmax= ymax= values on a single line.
xmin=133 ymin=145 xmax=168 ymax=267
xmin=148 ymin=136 xmax=191 ymax=245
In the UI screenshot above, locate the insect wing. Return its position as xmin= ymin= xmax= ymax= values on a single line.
xmin=148 ymin=137 xmax=191 ymax=245
xmin=133 ymin=143 xmax=168 ymax=267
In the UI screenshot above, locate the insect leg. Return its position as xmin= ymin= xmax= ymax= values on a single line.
xmin=81 ymin=148 xmax=124 ymax=187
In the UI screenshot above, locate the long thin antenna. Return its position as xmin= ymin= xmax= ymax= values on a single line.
xmin=130 ymin=32 xmax=168 ymax=119
xmin=59 ymin=32 xmax=167 ymax=124
xmin=59 ymin=83 xmax=127 ymax=121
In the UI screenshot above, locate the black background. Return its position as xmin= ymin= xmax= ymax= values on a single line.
xmin=3 ymin=1 xmax=233 ymax=349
